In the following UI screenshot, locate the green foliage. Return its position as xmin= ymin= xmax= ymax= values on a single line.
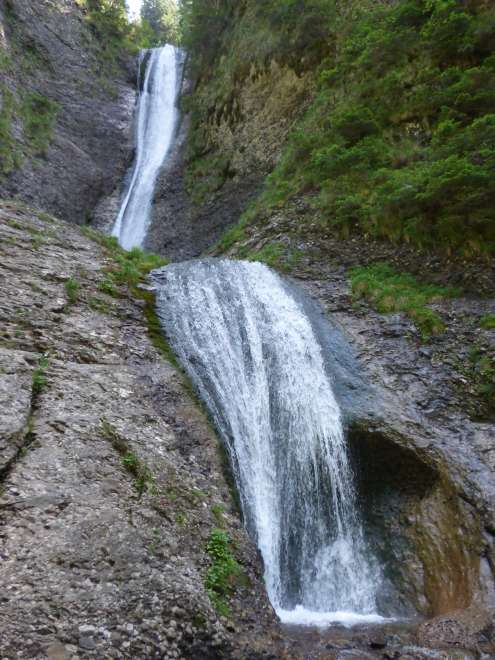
xmin=464 ymin=343 xmax=495 ymax=412
xmin=214 ymin=216 xmax=247 ymax=254
xmin=0 ymin=84 xmax=22 ymax=175
xmin=122 ymin=450 xmax=155 ymax=493
xmin=98 ymin=275 xmax=119 ymax=297
xmin=77 ymin=0 xmax=152 ymax=69
xmin=19 ymin=92 xmax=59 ymax=155
xmin=180 ymin=0 xmax=235 ymax=66
xmin=189 ymin=0 xmax=495 ymax=256
xmin=186 ymin=153 xmax=232 ymax=205
xmin=88 ymin=295 xmax=112 ymax=314
xmin=32 ymin=353 xmax=49 ymax=396
xmin=81 ymin=227 xmax=169 ymax=290
xmin=141 ymin=0 xmax=179 ymax=44
xmin=349 ymin=262 xmax=459 ymax=336
xmin=205 ymin=528 xmax=242 ymax=616
xmin=65 ymin=277 xmax=80 ymax=305
xmin=480 ymin=314 xmax=495 ymax=330
xmin=211 ymin=503 xmax=226 ymax=526
xmin=246 ymin=242 xmax=285 ymax=269
xmin=111 ymin=246 xmax=170 ymax=286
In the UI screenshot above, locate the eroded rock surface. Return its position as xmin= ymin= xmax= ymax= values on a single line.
xmin=2 ymin=205 xmax=495 ymax=658
xmin=0 ymin=0 xmax=135 ymax=225
xmin=0 ymin=203 xmax=277 ymax=659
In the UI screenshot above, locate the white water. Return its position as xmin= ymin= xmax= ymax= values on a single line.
xmin=152 ymin=259 xmax=383 ymax=626
xmin=113 ymin=45 xmax=180 ymax=250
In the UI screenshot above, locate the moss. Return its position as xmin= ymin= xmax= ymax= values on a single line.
xmin=0 ymin=84 xmax=22 ymax=175
xmin=459 ymin=343 xmax=495 ymax=416
xmin=349 ymin=262 xmax=460 ymax=337
xmin=19 ymin=92 xmax=59 ymax=155
xmin=88 ymin=296 xmax=112 ymax=314
xmin=480 ymin=314 xmax=495 ymax=330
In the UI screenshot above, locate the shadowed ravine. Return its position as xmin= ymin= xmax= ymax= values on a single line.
xmin=151 ymin=259 xmax=385 ymax=626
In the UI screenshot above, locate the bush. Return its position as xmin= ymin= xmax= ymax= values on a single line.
xmin=205 ymin=528 xmax=242 ymax=616
xmin=233 ymin=0 xmax=495 ymax=256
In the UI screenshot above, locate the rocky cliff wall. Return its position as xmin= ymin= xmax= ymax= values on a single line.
xmin=0 ymin=0 xmax=135 ymax=225
xmin=2 ymin=202 xmax=494 ymax=658
xmin=0 ymin=201 xmax=281 ymax=658
xmin=146 ymin=53 xmax=315 ymax=258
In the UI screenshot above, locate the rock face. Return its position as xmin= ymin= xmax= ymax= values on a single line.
xmin=2 ymin=212 xmax=495 ymax=658
xmin=288 ymin=249 xmax=495 ymax=625
xmin=0 ymin=0 xmax=135 ymax=225
xmin=0 ymin=202 xmax=278 ymax=658
xmin=145 ymin=61 xmax=314 ymax=259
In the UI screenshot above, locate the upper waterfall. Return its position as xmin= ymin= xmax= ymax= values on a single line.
xmin=113 ymin=45 xmax=181 ymax=250
xmin=152 ymin=259 xmax=383 ymax=626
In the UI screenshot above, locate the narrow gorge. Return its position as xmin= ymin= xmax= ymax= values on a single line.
xmin=1 ymin=1 xmax=494 ymax=659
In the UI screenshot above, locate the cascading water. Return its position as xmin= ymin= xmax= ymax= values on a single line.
xmin=152 ymin=259 xmax=384 ymax=627
xmin=113 ymin=45 xmax=181 ymax=250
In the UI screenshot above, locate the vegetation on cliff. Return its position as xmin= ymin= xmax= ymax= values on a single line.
xmin=182 ymin=0 xmax=495 ymax=257
xmin=141 ymin=0 xmax=180 ymax=44
xmin=77 ymin=0 xmax=155 ymax=63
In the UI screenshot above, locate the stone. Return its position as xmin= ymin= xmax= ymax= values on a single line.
xmin=0 ymin=0 xmax=135 ymax=227
xmin=0 ymin=204 xmax=277 ymax=658
xmin=78 ymin=636 xmax=96 ymax=651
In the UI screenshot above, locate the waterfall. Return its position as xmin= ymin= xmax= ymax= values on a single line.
xmin=152 ymin=259 xmax=384 ymax=627
xmin=113 ymin=45 xmax=181 ymax=250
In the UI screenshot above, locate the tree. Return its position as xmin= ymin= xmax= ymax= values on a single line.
xmin=141 ymin=0 xmax=179 ymax=44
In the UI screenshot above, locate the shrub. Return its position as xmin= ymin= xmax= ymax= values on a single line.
xmin=205 ymin=528 xmax=242 ymax=616
xmin=205 ymin=0 xmax=495 ymax=256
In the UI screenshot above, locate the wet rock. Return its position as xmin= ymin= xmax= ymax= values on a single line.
xmin=0 ymin=0 xmax=135 ymax=226
xmin=417 ymin=606 xmax=495 ymax=653
xmin=0 ymin=203 xmax=277 ymax=658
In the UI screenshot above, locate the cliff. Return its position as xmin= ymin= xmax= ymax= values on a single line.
xmin=0 ymin=201 xmax=279 ymax=658
xmin=0 ymin=0 xmax=135 ymax=225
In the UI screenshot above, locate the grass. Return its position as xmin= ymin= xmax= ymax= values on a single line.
xmin=214 ymin=216 xmax=247 ymax=254
xmin=19 ymin=92 xmax=59 ymax=155
xmin=211 ymin=503 xmax=226 ymax=527
xmin=98 ymin=275 xmax=119 ymax=298
xmin=100 ymin=419 xmax=155 ymax=495
xmin=122 ymin=450 xmax=155 ymax=495
xmin=480 ymin=314 xmax=495 ymax=330
xmin=205 ymin=528 xmax=243 ymax=617
xmin=0 ymin=83 xmax=22 ymax=175
xmin=88 ymin=295 xmax=111 ymax=314
xmin=32 ymin=354 xmax=49 ymax=396
xmin=65 ymin=277 xmax=80 ymax=305
xmin=81 ymin=227 xmax=169 ymax=290
xmin=349 ymin=262 xmax=460 ymax=337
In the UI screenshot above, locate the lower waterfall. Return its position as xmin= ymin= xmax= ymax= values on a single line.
xmin=152 ymin=259 xmax=384 ymax=626
xmin=113 ymin=45 xmax=181 ymax=250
